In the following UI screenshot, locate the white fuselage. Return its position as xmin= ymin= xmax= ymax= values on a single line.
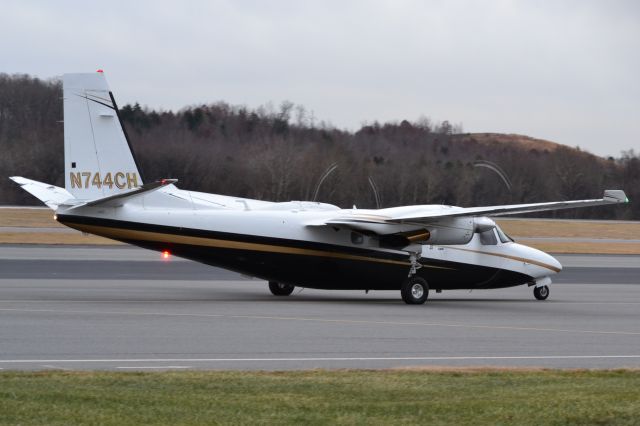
xmin=56 ymin=185 xmax=561 ymax=291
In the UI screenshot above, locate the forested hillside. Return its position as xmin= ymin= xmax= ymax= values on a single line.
xmin=1 ymin=74 xmax=638 ymax=219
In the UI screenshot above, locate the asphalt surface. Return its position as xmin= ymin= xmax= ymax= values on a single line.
xmin=1 ymin=245 xmax=639 ymax=371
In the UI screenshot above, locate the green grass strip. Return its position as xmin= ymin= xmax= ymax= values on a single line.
xmin=1 ymin=369 xmax=639 ymax=425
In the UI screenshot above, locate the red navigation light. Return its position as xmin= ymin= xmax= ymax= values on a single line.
xmin=96 ymin=69 xmax=104 ymax=73
xmin=162 ymin=250 xmax=170 ymax=259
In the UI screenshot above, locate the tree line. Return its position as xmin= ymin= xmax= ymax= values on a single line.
xmin=0 ymin=73 xmax=637 ymax=219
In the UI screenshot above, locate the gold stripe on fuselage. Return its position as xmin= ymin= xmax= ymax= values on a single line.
xmin=444 ymin=246 xmax=561 ymax=273
xmin=64 ymin=222 xmax=455 ymax=268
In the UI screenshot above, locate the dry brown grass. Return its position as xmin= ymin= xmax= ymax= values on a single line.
xmin=461 ymin=133 xmax=562 ymax=152
xmin=516 ymin=240 xmax=640 ymax=254
xmin=0 ymin=232 xmax=121 ymax=245
xmin=0 ymin=208 xmax=63 ymax=227
xmin=497 ymin=219 xmax=640 ymax=239
xmin=392 ymin=365 xmax=551 ymax=373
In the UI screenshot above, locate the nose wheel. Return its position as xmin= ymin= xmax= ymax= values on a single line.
xmin=533 ymin=285 xmax=549 ymax=300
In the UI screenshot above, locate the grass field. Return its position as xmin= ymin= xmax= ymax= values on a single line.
xmin=497 ymin=219 xmax=640 ymax=240
xmin=0 ymin=208 xmax=64 ymax=228
xmin=1 ymin=369 xmax=639 ymax=425
xmin=0 ymin=232 xmax=121 ymax=245
xmin=1 ymin=208 xmax=639 ymax=253
xmin=512 ymin=240 xmax=640 ymax=254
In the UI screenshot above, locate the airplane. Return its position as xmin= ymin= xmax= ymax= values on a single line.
xmin=10 ymin=72 xmax=630 ymax=304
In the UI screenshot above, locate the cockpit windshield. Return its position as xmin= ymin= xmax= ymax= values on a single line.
xmin=478 ymin=226 xmax=514 ymax=245
xmin=495 ymin=225 xmax=514 ymax=243
xmin=479 ymin=229 xmax=497 ymax=245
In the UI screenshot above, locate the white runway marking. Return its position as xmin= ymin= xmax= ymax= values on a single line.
xmin=0 ymin=355 xmax=639 ymax=364
xmin=1 ymin=307 xmax=639 ymax=336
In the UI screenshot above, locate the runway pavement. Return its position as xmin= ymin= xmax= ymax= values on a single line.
xmin=0 ymin=245 xmax=639 ymax=371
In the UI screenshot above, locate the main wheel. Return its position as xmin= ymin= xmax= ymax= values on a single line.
xmin=268 ymin=281 xmax=295 ymax=296
xmin=533 ymin=285 xmax=549 ymax=300
xmin=401 ymin=276 xmax=429 ymax=305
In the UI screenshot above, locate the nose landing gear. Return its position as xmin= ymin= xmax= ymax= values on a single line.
xmin=533 ymin=285 xmax=549 ymax=300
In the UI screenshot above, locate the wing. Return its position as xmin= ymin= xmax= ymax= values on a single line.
xmin=385 ymin=190 xmax=629 ymax=222
xmin=308 ymin=190 xmax=629 ymax=237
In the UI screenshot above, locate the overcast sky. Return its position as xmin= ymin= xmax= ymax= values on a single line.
xmin=2 ymin=0 xmax=638 ymax=157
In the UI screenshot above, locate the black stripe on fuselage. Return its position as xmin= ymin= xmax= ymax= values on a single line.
xmin=56 ymin=214 xmax=532 ymax=290
xmin=56 ymin=214 xmax=410 ymax=261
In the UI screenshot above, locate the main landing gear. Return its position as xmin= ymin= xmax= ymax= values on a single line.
xmin=533 ymin=285 xmax=549 ymax=300
xmin=401 ymin=276 xmax=429 ymax=304
xmin=401 ymin=252 xmax=428 ymax=304
xmin=268 ymin=281 xmax=295 ymax=296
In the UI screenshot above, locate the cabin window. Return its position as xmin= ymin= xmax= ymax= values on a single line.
xmin=351 ymin=232 xmax=364 ymax=244
xmin=479 ymin=229 xmax=497 ymax=245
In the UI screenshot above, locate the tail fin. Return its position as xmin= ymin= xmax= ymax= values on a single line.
xmin=63 ymin=72 xmax=143 ymax=200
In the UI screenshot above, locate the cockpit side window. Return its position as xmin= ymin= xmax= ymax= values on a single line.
xmin=479 ymin=229 xmax=498 ymax=245
xmin=495 ymin=226 xmax=514 ymax=243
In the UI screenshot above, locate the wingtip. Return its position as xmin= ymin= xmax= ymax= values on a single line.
xmin=603 ymin=190 xmax=628 ymax=203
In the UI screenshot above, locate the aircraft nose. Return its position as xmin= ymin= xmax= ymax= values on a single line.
xmin=545 ymin=252 xmax=563 ymax=274
xmin=514 ymin=243 xmax=563 ymax=278
xmin=533 ymin=248 xmax=563 ymax=275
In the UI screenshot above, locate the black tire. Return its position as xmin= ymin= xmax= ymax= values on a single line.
xmin=533 ymin=285 xmax=549 ymax=300
xmin=269 ymin=281 xmax=295 ymax=296
xmin=401 ymin=276 xmax=429 ymax=305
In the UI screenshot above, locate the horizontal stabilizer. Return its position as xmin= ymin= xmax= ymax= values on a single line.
xmin=9 ymin=177 xmax=74 ymax=210
xmin=73 ymin=179 xmax=178 ymax=208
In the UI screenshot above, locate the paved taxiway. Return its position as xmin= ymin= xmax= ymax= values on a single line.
xmin=0 ymin=245 xmax=639 ymax=371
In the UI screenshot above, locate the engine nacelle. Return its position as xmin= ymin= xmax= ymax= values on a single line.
xmin=423 ymin=217 xmax=475 ymax=245
xmin=379 ymin=216 xmax=497 ymax=248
